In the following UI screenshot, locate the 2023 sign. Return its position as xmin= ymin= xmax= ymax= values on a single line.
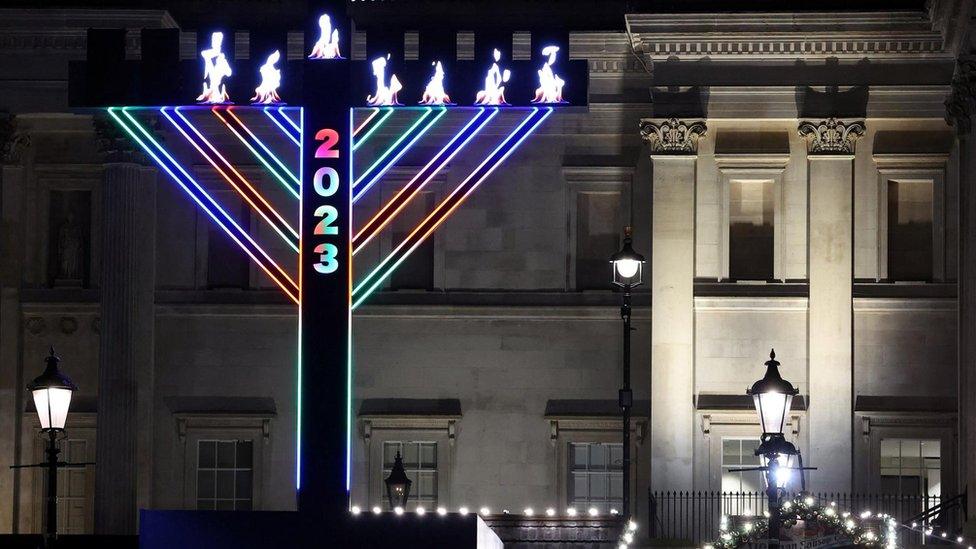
xmin=312 ymin=127 xmax=341 ymax=274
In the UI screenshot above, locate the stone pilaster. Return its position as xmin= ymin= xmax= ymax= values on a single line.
xmin=0 ymin=112 xmax=30 ymax=533
xmin=640 ymin=118 xmax=705 ymax=492
xmin=946 ymin=57 xmax=976 ymax=532
xmin=799 ymin=118 xmax=864 ymax=492
xmin=93 ymin=118 xmax=156 ymax=533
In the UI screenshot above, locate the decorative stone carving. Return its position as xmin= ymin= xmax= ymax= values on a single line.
xmin=639 ymin=118 xmax=707 ymax=154
xmin=797 ymin=118 xmax=865 ymax=154
xmin=91 ymin=316 xmax=101 ymax=334
xmin=946 ymin=57 xmax=976 ymax=136
xmin=24 ymin=317 xmax=46 ymax=335
xmin=93 ymin=114 xmax=149 ymax=164
xmin=59 ymin=316 xmax=78 ymax=335
xmin=0 ymin=111 xmax=30 ymax=163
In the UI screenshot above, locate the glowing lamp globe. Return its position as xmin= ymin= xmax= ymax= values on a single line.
xmin=610 ymin=227 xmax=645 ymax=288
xmin=763 ymin=453 xmax=795 ymax=489
xmin=28 ymin=348 xmax=77 ymax=431
xmin=384 ymin=451 xmax=412 ymax=509
xmin=747 ymin=349 xmax=798 ymax=435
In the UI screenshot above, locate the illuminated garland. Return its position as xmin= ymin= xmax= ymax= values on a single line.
xmin=704 ymin=493 xmax=897 ymax=549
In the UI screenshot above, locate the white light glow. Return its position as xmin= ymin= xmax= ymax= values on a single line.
xmin=546 ymin=508 xmax=556 ymax=517
xmin=532 ymin=46 xmax=566 ymax=104
xmin=32 ymin=387 xmax=72 ymax=430
xmin=437 ymin=507 xmax=447 ymax=516
xmin=459 ymin=506 xmax=469 ymax=515
xmin=416 ymin=506 xmax=426 ymax=516
xmin=419 ymin=61 xmax=452 ymax=105
xmin=566 ymin=507 xmax=577 ymax=517
xmin=372 ymin=506 xmax=382 ymax=515
xmin=523 ymin=508 xmax=534 ymax=517
xmin=474 ymin=48 xmax=511 ymax=106
xmin=350 ymin=505 xmax=361 ymax=515
xmin=610 ymin=508 xmax=619 ymax=515
xmin=309 ymin=14 xmax=341 ymax=59
xmin=394 ymin=506 xmax=404 ymax=515
xmin=624 ymin=532 xmax=634 ymax=543
xmin=251 ymin=50 xmax=282 ymax=105
xmin=627 ymin=520 xmax=638 ymax=531
xmin=614 ymin=258 xmax=640 ymax=279
xmin=196 ymin=32 xmax=233 ymax=104
xmin=588 ymin=507 xmax=599 ymax=517
xmin=366 ymin=55 xmax=402 ymax=106
xmin=479 ymin=507 xmax=491 ymax=516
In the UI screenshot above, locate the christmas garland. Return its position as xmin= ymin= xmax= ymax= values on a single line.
xmin=704 ymin=493 xmax=897 ymax=549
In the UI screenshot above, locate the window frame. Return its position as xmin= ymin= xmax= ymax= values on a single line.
xmin=175 ymin=414 xmax=272 ymax=511
xmin=874 ymin=155 xmax=948 ymax=283
xmin=567 ymin=441 xmax=624 ymax=513
xmin=714 ymin=157 xmax=789 ymax=282
xmin=854 ymin=412 xmax=956 ymax=494
xmin=563 ymin=166 xmax=634 ymax=291
xmin=194 ymin=438 xmax=256 ymax=511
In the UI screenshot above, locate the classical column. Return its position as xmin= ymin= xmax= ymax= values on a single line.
xmin=93 ymin=118 xmax=156 ymax=534
xmin=799 ymin=118 xmax=864 ymax=492
xmin=946 ymin=57 xmax=976 ymax=532
xmin=640 ymin=118 xmax=706 ymax=491
xmin=0 ymin=112 xmax=31 ymax=533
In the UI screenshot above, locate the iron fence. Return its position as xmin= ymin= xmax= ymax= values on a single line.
xmin=648 ymin=490 xmax=961 ymax=546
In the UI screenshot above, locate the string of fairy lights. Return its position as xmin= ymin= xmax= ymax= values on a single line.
xmin=702 ymin=492 xmax=969 ymax=549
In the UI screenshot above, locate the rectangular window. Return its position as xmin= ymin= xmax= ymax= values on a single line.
xmin=207 ymin=204 xmax=250 ymax=289
xmin=721 ymin=438 xmax=763 ymax=493
xmin=880 ymin=439 xmax=941 ymax=498
xmin=568 ymin=442 xmax=623 ymax=513
xmin=382 ymin=441 xmax=437 ymax=509
xmin=887 ymin=180 xmax=933 ymax=281
xmin=197 ymin=440 xmax=253 ymax=510
xmin=390 ymin=192 xmax=435 ymax=290
xmin=728 ymin=180 xmax=774 ymax=280
xmin=57 ymin=438 xmax=90 ymax=534
xmin=576 ymin=192 xmax=621 ymax=290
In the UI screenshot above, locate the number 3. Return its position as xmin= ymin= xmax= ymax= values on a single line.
xmin=313 ymin=243 xmax=339 ymax=274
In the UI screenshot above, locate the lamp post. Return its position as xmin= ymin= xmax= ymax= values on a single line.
xmin=384 ymin=451 xmax=412 ymax=510
xmin=12 ymin=348 xmax=79 ymax=540
xmin=609 ymin=226 xmax=644 ymax=519
xmin=747 ymin=349 xmax=800 ymax=547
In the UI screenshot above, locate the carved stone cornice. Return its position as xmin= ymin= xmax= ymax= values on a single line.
xmin=945 ymin=57 xmax=976 ymax=136
xmin=0 ymin=111 xmax=30 ymax=164
xmin=798 ymin=118 xmax=865 ymax=154
xmin=93 ymin=114 xmax=149 ymax=164
xmin=639 ymin=118 xmax=707 ymax=154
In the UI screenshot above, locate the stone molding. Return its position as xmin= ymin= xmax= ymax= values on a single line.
xmin=626 ymin=11 xmax=950 ymax=61
xmin=93 ymin=114 xmax=148 ymax=164
xmin=639 ymin=118 xmax=707 ymax=154
xmin=946 ymin=57 xmax=976 ymax=135
xmin=798 ymin=118 xmax=866 ymax=154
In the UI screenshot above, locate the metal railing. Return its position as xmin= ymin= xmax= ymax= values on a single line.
xmin=648 ymin=490 xmax=961 ymax=546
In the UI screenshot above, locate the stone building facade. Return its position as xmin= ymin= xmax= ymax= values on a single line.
xmin=1 ymin=2 xmax=976 ymax=542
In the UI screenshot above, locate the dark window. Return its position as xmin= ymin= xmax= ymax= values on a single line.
xmin=729 ymin=180 xmax=774 ymax=280
xmin=568 ymin=442 xmax=622 ymax=513
xmin=887 ymin=180 xmax=933 ymax=281
xmin=390 ymin=192 xmax=434 ymax=290
xmin=576 ymin=192 xmax=621 ymax=290
xmin=196 ymin=440 xmax=253 ymax=510
xmin=207 ymin=204 xmax=249 ymax=289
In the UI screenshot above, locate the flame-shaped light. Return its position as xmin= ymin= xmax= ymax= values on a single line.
xmin=366 ymin=55 xmax=403 ymax=106
xmin=251 ymin=50 xmax=283 ymax=105
xmin=419 ymin=61 xmax=453 ymax=105
xmin=532 ymin=45 xmax=566 ymax=104
xmin=308 ymin=14 xmax=341 ymax=59
xmin=196 ymin=31 xmax=233 ymax=104
xmin=474 ymin=48 xmax=510 ymax=106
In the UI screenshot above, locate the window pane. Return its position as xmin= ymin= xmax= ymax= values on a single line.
xmin=589 ymin=444 xmax=606 ymax=470
xmin=609 ymin=473 xmax=623 ymax=499
xmin=197 ymin=499 xmax=215 ymax=510
xmin=571 ymin=444 xmax=588 ymax=468
xmin=576 ymin=192 xmax=622 ymax=290
xmin=403 ymin=442 xmax=419 ymax=469
xmin=216 ymin=441 xmax=235 ymax=468
xmin=609 ymin=445 xmax=623 ymax=470
xmin=888 ymin=180 xmax=933 ymax=281
xmin=420 ymin=443 xmax=437 ymax=468
xmin=236 ymin=441 xmax=253 ymax=468
xmin=383 ymin=442 xmax=401 ymax=468
xmin=199 ymin=441 xmax=216 ymax=469
xmin=197 ymin=471 xmax=215 ymax=499
xmin=591 ymin=473 xmax=608 ymax=499
xmin=235 ymin=471 xmax=253 ymax=500
xmin=390 ymin=193 xmax=435 ymax=290
xmin=216 ymin=470 xmax=235 ymax=499
xmin=729 ymin=179 xmax=774 ymax=280
xmin=237 ymin=500 xmax=252 ymax=511
xmin=722 ymin=439 xmax=740 ymax=466
xmin=572 ymin=474 xmax=588 ymax=499
xmin=215 ymin=500 xmax=234 ymax=511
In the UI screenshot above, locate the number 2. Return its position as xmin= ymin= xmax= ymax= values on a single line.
xmin=315 ymin=129 xmax=340 ymax=159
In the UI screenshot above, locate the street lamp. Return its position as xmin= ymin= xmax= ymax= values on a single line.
xmin=384 ymin=451 xmax=412 ymax=510
xmin=747 ymin=349 xmax=801 ymax=547
xmin=16 ymin=348 xmax=80 ymax=540
xmin=609 ymin=226 xmax=644 ymax=520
